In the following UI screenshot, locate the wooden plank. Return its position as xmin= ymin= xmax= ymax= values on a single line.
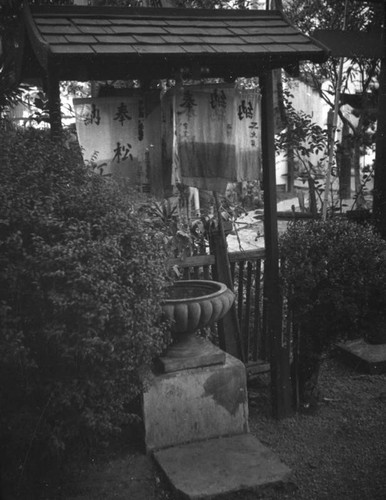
xmin=47 ymin=68 xmax=62 ymax=140
xmin=228 ymin=248 xmax=265 ymax=262
xmin=237 ymin=260 xmax=245 ymax=328
xmin=241 ymin=26 xmax=299 ymax=35
xmin=111 ymin=26 xmax=168 ymax=35
xmin=132 ymin=35 xmax=166 ymax=44
xmin=200 ymin=36 xmax=245 ymax=44
xmin=209 ymin=222 xmax=244 ymax=362
xmin=260 ymin=70 xmax=292 ymax=419
xmin=40 ymin=25 xmax=81 ymax=34
xmin=178 ymin=27 xmax=232 ymax=36
xmin=52 ymin=45 xmax=95 ymax=53
xmin=253 ymin=259 xmax=262 ymax=362
xmin=35 ymin=17 xmax=72 ymax=25
xmin=95 ymin=35 xmax=137 ymax=44
xmin=181 ymin=45 xmax=216 ymax=54
xmin=211 ymin=44 xmax=269 ymax=53
xmin=230 ymin=261 xmax=236 ymax=282
xmin=373 ymin=3 xmax=386 ymax=236
xmin=65 ymin=35 xmax=98 ymax=44
xmin=102 ymin=18 xmax=168 ymax=26
xmin=78 ymin=25 xmax=115 ymax=34
xmin=167 ymin=254 xmax=215 ymax=268
xmin=71 ymin=18 xmax=113 ymax=26
xmin=44 ymin=35 xmax=67 ymax=44
xmin=90 ymin=44 xmax=137 ymax=53
xmin=270 ymin=35 xmax=308 ymax=43
xmin=240 ymin=34 xmax=283 ymax=44
xmin=244 ymin=261 xmax=253 ymax=360
xmin=235 ymin=45 xmax=271 ymax=53
xmin=134 ymin=45 xmax=185 ymax=54
xmin=161 ymin=35 xmax=185 ymax=44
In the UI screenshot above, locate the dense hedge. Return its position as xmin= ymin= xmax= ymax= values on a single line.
xmin=279 ymin=217 xmax=386 ymax=406
xmin=0 ymin=128 xmax=170 ymax=493
xmin=280 ymin=217 xmax=386 ymax=345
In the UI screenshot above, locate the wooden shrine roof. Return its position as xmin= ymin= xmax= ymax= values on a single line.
xmin=18 ymin=3 xmax=329 ymax=82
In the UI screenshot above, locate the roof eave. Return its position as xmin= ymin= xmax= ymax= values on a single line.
xmin=18 ymin=3 xmax=330 ymax=83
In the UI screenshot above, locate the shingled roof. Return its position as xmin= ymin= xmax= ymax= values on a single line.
xmin=19 ymin=3 xmax=329 ymax=82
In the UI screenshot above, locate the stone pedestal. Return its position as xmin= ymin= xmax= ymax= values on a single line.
xmin=157 ymin=336 xmax=226 ymax=373
xmin=142 ymin=351 xmax=249 ymax=452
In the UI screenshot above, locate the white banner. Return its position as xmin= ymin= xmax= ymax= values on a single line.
xmin=170 ymin=84 xmax=262 ymax=193
xmin=74 ymin=92 xmax=162 ymax=193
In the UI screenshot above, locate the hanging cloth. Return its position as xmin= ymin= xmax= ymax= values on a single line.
xmin=171 ymin=84 xmax=262 ymax=193
xmin=74 ymin=91 xmax=162 ymax=194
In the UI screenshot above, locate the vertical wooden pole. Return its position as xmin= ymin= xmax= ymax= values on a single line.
xmin=210 ymin=192 xmax=245 ymax=362
xmin=47 ymin=68 xmax=62 ymax=140
xmin=373 ymin=0 xmax=386 ymax=238
xmin=260 ymin=71 xmax=292 ymax=419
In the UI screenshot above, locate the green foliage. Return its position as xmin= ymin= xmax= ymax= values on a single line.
xmin=283 ymin=0 xmax=383 ymax=35
xmin=0 ymin=127 xmax=170 ymax=491
xmin=280 ymin=217 xmax=386 ymax=349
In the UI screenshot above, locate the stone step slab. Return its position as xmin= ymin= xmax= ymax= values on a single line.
xmin=153 ymin=433 xmax=291 ymax=499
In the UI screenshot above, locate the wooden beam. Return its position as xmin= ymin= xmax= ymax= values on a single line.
xmin=209 ymin=192 xmax=245 ymax=362
xmin=260 ymin=71 xmax=292 ymax=419
xmin=47 ymin=66 xmax=62 ymax=140
xmin=373 ymin=1 xmax=386 ymax=237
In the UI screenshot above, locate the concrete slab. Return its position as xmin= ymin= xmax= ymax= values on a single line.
xmin=143 ymin=354 xmax=249 ymax=451
xmin=154 ymin=433 xmax=291 ymax=499
xmin=336 ymin=339 xmax=386 ymax=374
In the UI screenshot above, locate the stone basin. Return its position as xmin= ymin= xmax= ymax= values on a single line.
xmin=162 ymin=280 xmax=235 ymax=335
xmin=159 ymin=280 xmax=235 ymax=372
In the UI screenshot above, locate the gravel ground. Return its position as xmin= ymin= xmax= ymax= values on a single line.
xmin=62 ymin=352 xmax=386 ymax=500
xmin=247 ymin=354 xmax=386 ymax=499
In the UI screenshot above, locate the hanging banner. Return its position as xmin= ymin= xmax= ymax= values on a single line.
xmin=74 ymin=91 xmax=162 ymax=194
xmin=169 ymin=84 xmax=262 ymax=193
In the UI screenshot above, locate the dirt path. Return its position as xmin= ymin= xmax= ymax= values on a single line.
xmin=62 ymin=353 xmax=386 ymax=500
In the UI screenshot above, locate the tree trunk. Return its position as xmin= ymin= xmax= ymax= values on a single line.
xmin=337 ymin=121 xmax=352 ymax=200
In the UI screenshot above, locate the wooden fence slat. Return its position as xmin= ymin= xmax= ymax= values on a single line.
xmin=253 ymin=259 xmax=262 ymax=361
xmin=244 ymin=260 xmax=253 ymax=360
xmin=230 ymin=261 xmax=236 ymax=282
xmin=237 ymin=260 xmax=245 ymax=327
xmin=167 ymin=254 xmax=216 ymax=268
xmin=167 ymin=249 xmax=268 ymax=365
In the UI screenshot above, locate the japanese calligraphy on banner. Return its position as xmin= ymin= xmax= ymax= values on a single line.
xmin=73 ymin=92 xmax=162 ymax=194
xmin=170 ymin=84 xmax=262 ymax=193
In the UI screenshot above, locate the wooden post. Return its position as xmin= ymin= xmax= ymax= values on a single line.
xmin=373 ymin=0 xmax=386 ymax=238
xmin=209 ymin=192 xmax=245 ymax=362
xmin=47 ymin=67 xmax=62 ymax=140
xmin=260 ymin=71 xmax=292 ymax=419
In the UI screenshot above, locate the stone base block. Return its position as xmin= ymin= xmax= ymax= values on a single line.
xmin=157 ymin=337 xmax=226 ymax=373
xmin=142 ymin=353 xmax=249 ymax=451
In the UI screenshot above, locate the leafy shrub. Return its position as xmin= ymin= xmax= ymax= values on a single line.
xmin=0 ymin=128 xmax=170 ymax=493
xmin=279 ymin=218 xmax=386 ymax=405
